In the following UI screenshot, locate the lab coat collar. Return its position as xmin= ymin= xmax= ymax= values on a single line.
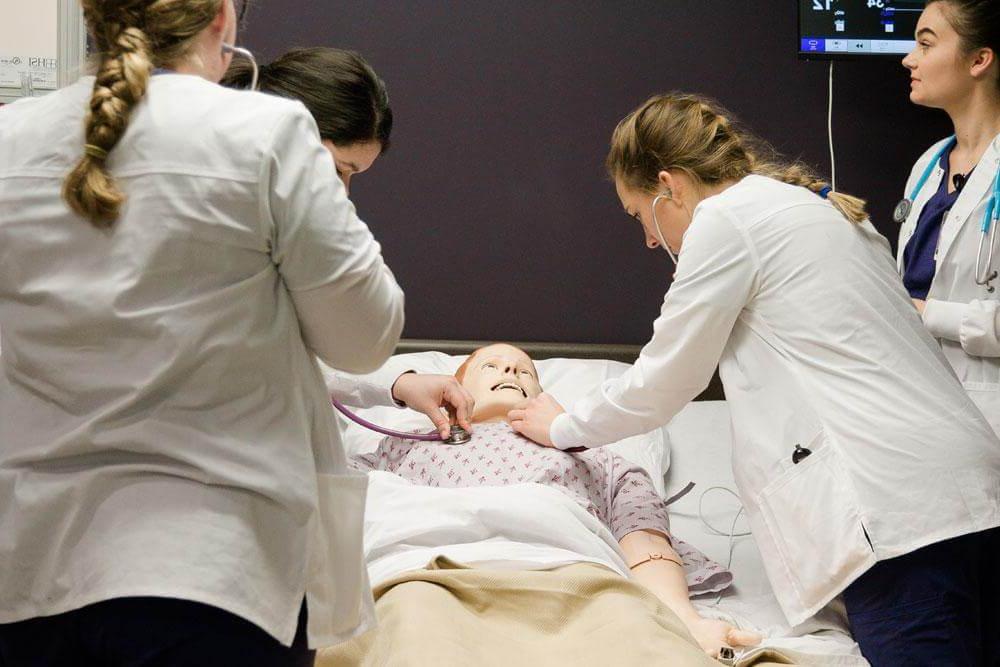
xmin=936 ymin=132 xmax=1000 ymax=265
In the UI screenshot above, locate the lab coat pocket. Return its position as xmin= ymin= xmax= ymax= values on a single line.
xmin=307 ymin=472 xmax=376 ymax=646
xmin=758 ymin=434 xmax=874 ymax=615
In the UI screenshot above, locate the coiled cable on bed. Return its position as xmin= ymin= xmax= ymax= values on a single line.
xmin=697 ymin=486 xmax=751 ymax=605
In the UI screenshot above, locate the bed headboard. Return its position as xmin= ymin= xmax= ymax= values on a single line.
xmin=396 ymin=339 xmax=725 ymax=401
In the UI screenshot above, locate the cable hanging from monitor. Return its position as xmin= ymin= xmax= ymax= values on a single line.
xmin=828 ymin=61 xmax=836 ymax=192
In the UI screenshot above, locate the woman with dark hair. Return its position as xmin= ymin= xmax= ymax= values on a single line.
xmin=223 ymin=48 xmax=475 ymax=443
xmin=897 ymin=0 xmax=1000 ymax=439
xmin=224 ymin=47 xmax=393 ymax=194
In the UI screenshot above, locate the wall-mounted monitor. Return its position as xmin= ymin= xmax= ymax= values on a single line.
xmin=799 ymin=0 xmax=922 ymax=60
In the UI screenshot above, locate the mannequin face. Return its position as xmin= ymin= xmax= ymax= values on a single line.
xmin=902 ymin=2 xmax=987 ymax=109
xmin=457 ymin=344 xmax=542 ymax=422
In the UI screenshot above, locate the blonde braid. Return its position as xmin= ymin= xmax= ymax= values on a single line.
xmin=63 ymin=22 xmax=153 ymax=228
xmin=607 ymin=92 xmax=869 ymax=224
xmin=750 ymin=155 xmax=868 ymax=225
xmin=63 ymin=0 xmax=223 ymax=228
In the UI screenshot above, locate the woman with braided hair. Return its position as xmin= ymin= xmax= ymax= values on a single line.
xmin=0 ymin=1 xmax=405 ymax=664
xmin=510 ymin=93 xmax=1000 ymax=664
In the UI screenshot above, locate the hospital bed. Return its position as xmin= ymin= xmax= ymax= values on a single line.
xmin=336 ymin=341 xmax=869 ymax=666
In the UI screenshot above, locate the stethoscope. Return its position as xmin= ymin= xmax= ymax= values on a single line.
xmin=152 ymin=44 xmax=259 ymax=90
xmin=652 ymin=191 xmax=679 ymax=265
xmin=331 ymin=397 xmax=472 ymax=444
xmin=221 ymin=43 xmax=259 ymax=91
xmin=894 ymin=136 xmax=1000 ymax=291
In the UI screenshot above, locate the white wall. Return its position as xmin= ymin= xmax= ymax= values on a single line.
xmin=0 ymin=0 xmax=59 ymax=92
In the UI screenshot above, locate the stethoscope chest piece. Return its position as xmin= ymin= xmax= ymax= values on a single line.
xmin=444 ymin=425 xmax=472 ymax=444
xmin=892 ymin=198 xmax=912 ymax=225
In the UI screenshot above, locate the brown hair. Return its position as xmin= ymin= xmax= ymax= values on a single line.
xmin=222 ymin=47 xmax=393 ymax=152
xmin=63 ymin=0 xmax=224 ymax=228
xmin=927 ymin=0 xmax=1000 ymax=91
xmin=606 ymin=92 xmax=868 ymax=224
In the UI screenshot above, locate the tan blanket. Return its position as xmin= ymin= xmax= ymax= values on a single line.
xmin=316 ymin=558 xmax=797 ymax=667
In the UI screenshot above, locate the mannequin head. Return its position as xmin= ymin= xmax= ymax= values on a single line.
xmin=455 ymin=344 xmax=542 ymax=423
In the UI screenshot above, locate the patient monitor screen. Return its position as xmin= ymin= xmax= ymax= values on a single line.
xmin=798 ymin=0 xmax=921 ymax=59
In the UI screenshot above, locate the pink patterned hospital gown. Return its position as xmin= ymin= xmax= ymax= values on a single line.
xmin=351 ymin=421 xmax=732 ymax=594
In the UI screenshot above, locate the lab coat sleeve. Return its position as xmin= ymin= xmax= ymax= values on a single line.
xmin=262 ymin=105 xmax=405 ymax=374
xmin=317 ymin=360 xmax=401 ymax=408
xmin=922 ymin=298 xmax=1000 ymax=357
xmin=551 ymin=203 xmax=759 ymax=449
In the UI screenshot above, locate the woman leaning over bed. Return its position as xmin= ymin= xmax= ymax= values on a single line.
xmin=223 ymin=49 xmax=477 ymax=438
xmin=510 ymin=93 xmax=1000 ymax=665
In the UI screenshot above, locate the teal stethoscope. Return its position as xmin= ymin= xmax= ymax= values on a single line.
xmin=894 ymin=136 xmax=1000 ymax=291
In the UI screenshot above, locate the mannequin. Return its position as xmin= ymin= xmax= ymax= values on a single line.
xmin=348 ymin=343 xmax=760 ymax=659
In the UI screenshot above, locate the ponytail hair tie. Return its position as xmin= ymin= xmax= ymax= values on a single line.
xmin=84 ymin=144 xmax=109 ymax=161
xmin=818 ymin=185 xmax=832 ymax=199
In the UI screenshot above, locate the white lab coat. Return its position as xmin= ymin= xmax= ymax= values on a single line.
xmin=323 ymin=364 xmax=401 ymax=410
xmin=552 ymin=175 xmax=1000 ymax=625
xmin=0 ymin=74 xmax=405 ymax=647
xmin=897 ymin=133 xmax=1000 ymax=436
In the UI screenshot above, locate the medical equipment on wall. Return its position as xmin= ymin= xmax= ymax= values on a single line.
xmin=222 ymin=43 xmax=259 ymax=91
xmin=798 ymin=0 xmax=920 ymax=60
xmin=894 ymin=135 xmax=1000 ymax=291
xmin=331 ymin=397 xmax=472 ymax=444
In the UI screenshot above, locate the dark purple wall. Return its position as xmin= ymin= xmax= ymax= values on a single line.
xmin=241 ymin=0 xmax=950 ymax=344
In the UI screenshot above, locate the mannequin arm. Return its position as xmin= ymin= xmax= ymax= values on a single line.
xmin=619 ymin=530 xmax=759 ymax=657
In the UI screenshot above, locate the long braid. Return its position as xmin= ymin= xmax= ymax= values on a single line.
xmin=607 ymin=93 xmax=869 ymax=224
xmin=63 ymin=23 xmax=153 ymax=227
xmin=62 ymin=0 xmax=223 ymax=228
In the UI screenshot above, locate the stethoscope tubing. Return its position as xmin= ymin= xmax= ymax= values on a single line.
xmin=331 ymin=397 xmax=443 ymax=442
xmin=897 ymin=135 xmax=1000 ymax=289
xmin=977 ymin=176 xmax=1000 ymax=287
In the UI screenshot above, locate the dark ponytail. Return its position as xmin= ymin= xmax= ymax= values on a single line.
xmin=222 ymin=47 xmax=393 ymax=151
xmin=222 ymin=56 xmax=257 ymax=90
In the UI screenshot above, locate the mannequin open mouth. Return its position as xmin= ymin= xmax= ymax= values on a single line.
xmin=491 ymin=382 xmax=527 ymax=398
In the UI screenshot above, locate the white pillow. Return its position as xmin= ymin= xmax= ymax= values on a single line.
xmin=337 ymin=353 xmax=669 ymax=496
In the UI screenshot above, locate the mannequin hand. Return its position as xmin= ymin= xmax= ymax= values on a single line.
xmin=912 ymin=298 xmax=926 ymax=314
xmin=391 ymin=373 xmax=475 ymax=439
xmin=682 ymin=616 xmax=761 ymax=658
xmin=508 ymin=393 xmax=565 ymax=448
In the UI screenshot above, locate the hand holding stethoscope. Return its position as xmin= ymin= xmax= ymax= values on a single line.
xmin=894 ymin=136 xmax=1000 ymax=292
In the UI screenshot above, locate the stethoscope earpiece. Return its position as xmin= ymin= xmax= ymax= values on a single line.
xmin=651 ymin=191 xmax=678 ymax=266
xmin=222 ymin=43 xmax=259 ymax=91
